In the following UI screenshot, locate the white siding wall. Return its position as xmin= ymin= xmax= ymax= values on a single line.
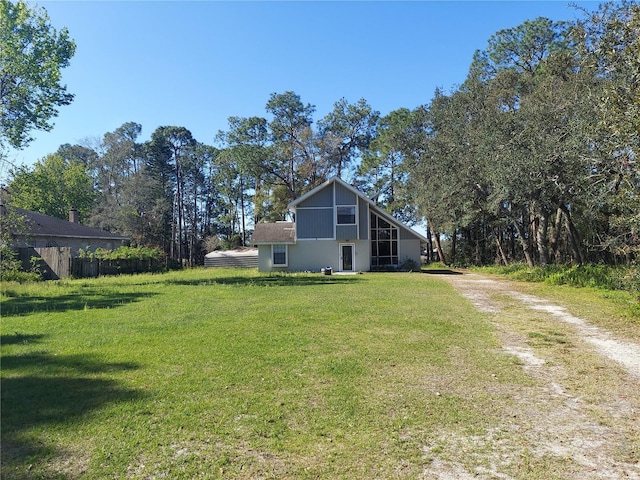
xmin=399 ymin=238 xmax=422 ymax=267
xmin=258 ymin=239 xmax=420 ymax=273
xmin=257 ymin=245 xmax=289 ymax=272
xmin=290 ymin=240 xmax=371 ymax=272
xmin=259 ymin=240 xmax=371 ymax=272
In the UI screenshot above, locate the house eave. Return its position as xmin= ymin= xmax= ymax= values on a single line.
xmin=252 ymin=240 xmax=296 ymax=246
xmin=16 ymin=233 xmax=129 ymax=241
xmin=369 ymin=205 xmax=430 ymax=243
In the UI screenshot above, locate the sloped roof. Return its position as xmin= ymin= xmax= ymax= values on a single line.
xmin=11 ymin=207 xmax=128 ymax=240
xmin=288 ymin=176 xmax=362 ymax=209
xmin=205 ymin=247 xmax=258 ymax=258
xmin=288 ymin=176 xmax=429 ymax=243
xmin=252 ymin=222 xmax=296 ymax=244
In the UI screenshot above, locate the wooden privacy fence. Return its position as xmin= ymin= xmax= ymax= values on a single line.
xmin=17 ymin=247 xmax=72 ymax=280
xmin=71 ymin=257 xmax=165 ymax=277
xmin=15 ymin=247 xmax=165 ymax=279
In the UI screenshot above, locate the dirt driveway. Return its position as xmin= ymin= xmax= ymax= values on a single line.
xmin=426 ymin=271 xmax=640 ymax=479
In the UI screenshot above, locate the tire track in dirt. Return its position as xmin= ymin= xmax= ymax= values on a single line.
xmin=511 ymin=291 xmax=640 ymax=379
xmin=444 ymin=273 xmax=640 ymax=379
xmin=424 ymin=271 xmax=640 ymax=480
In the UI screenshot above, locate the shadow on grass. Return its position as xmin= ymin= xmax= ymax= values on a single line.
xmin=1 ymin=351 xmax=143 ymax=479
xmin=1 ymin=288 xmax=157 ymax=317
xmin=422 ymin=269 xmax=464 ymax=275
xmin=0 ymin=333 xmax=47 ymax=346
xmin=1 ymin=352 xmax=139 ymax=374
xmin=165 ymin=274 xmax=361 ymax=287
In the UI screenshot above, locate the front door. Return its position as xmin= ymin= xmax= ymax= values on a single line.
xmin=340 ymin=244 xmax=354 ymax=272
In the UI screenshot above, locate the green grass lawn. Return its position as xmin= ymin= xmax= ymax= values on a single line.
xmin=2 ymin=269 xmax=531 ymax=479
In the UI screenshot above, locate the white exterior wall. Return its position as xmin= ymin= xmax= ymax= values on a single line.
xmin=257 ymin=245 xmax=289 ymax=272
xmin=258 ymin=240 xmax=371 ymax=272
xmin=398 ymin=238 xmax=422 ymax=267
xmin=289 ymin=240 xmax=370 ymax=272
xmin=258 ymin=239 xmax=421 ymax=273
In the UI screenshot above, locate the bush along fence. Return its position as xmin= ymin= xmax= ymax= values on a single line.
xmin=72 ymin=256 xmax=166 ymax=278
xmin=14 ymin=246 xmax=167 ymax=279
xmin=74 ymin=246 xmax=167 ymax=278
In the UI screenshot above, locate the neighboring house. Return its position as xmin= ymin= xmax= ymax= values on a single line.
xmin=8 ymin=206 xmax=129 ymax=255
xmin=252 ymin=176 xmax=428 ymax=273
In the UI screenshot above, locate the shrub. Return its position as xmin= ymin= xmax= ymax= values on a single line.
xmin=623 ymin=267 xmax=640 ymax=298
xmin=1 ymin=269 xmax=42 ymax=283
xmin=223 ymin=234 xmax=244 ymax=250
xmin=78 ymin=246 xmax=165 ymax=261
xmin=399 ymin=257 xmax=421 ymax=272
xmin=0 ymin=247 xmax=42 ymax=283
xmin=204 ymin=235 xmax=222 ymax=253
xmin=75 ymin=246 xmax=167 ymax=276
xmin=479 ymin=263 xmax=639 ymax=298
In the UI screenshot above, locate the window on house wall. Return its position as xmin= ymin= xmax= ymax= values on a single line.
xmin=370 ymin=212 xmax=398 ymax=267
xmin=337 ymin=206 xmax=356 ymax=224
xmin=272 ymin=244 xmax=287 ymax=266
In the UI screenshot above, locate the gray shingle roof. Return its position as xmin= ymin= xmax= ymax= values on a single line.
xmin=252 ymin=222 xmax=296 ymax=244
xmin=12 ymin=207 xmax=128 ymax=240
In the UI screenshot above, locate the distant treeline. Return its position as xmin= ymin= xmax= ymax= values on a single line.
xmin=6 ymin=2 xmax=639 ymax=267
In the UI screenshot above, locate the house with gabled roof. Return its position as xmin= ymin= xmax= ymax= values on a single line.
xmin=1 ymin=205 xmax=130 ymax=279
xmin=8 ymin=206 xmax=129 ymax=255
xmin=252 ymin=176 xmax=427 ymax=273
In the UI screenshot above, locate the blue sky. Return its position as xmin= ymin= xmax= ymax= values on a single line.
xmin=5 ymin=0 xmax=597 ymax=172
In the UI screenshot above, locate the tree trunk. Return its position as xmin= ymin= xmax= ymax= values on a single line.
xmin=174 ymin=159 xmax=184 ymax=266
xmin=536 ymin=210 xmax=549 ymax=266
xmin=561 ymin=205 xmax=585 ymax=265
xmin=240 ymin=176 xmax=246 ymax=246
xmin=289 ymin=152 xmax=296 ymax=204
xmin=170 ymin=197 xmax=176 ymax=261
xmin=254 ymin=175 xmax=263 ymax=224
xmin=499 ymin=205 xmax=534 ymax=266
xmin=427 ymin=219 xmax=447 ymax=265
xmin=475 ymin=226 xmax=482 ymax=266
xmin=548 ymin=207 xmax=563 ymax=263
xmin=178 ymin=178 xmax=185 ymax=266
xmin=190 ymin=177 xmax=199 ymax=266
xmin=512 ymin=218 xmax=535 ymax=267
xmin=450 ymin=227 xmax=457 ymax=266
xmin=526 ymin=207 xmax=535 ymax=264
xmin=495 ymin=231 xmax=509 ymax=266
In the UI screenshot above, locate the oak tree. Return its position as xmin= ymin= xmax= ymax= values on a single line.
xmin=0 ymin=0 xmax=75 ymax=149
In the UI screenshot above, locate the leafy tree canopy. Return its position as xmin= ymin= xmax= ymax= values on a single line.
xmin=7 ymin=153 xmax=94 ymax=219
xmin=0 ymin=0 xmax=75 ymax=149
